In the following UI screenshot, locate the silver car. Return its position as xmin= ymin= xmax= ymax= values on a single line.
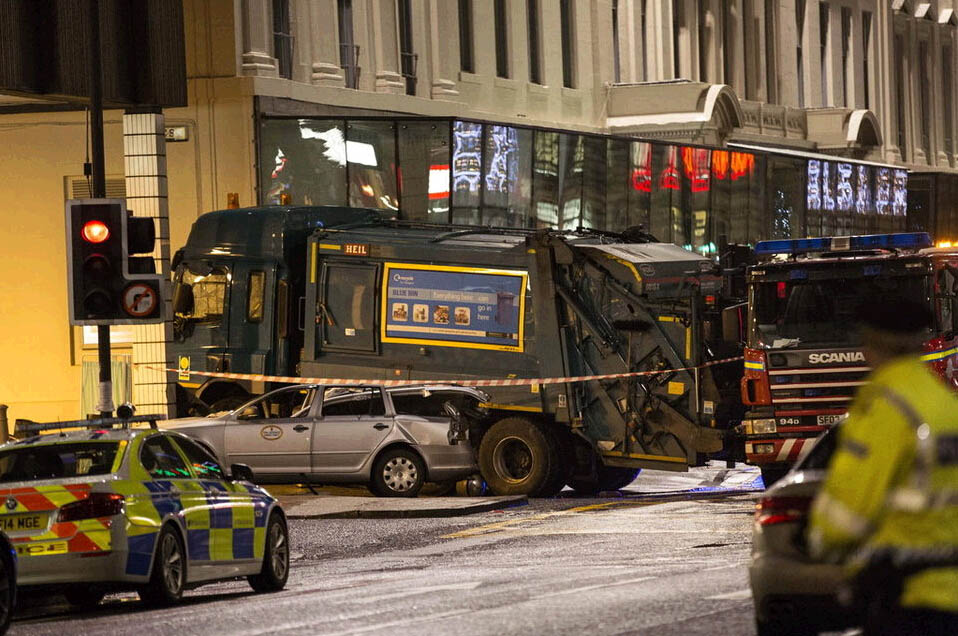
xmin=749 ymin=424 xmax=861 ymax=635
xmin=166 ymin=384 xmax=483 ymax=497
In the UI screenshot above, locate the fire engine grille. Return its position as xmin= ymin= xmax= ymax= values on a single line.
xmin=768 ymin=366 xmax=871 ymax=409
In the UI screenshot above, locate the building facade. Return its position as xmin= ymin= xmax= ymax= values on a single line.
xmin=0 ymin=0 xmax=955 ymax=422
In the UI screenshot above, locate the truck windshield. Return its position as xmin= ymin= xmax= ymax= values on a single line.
xmin=749 ymin=275 xmax=928 ymax=349
xmin=0 ymin=442 xmax=121 ymax=483
xmin=173 ymin=265 xmax=229 ymax=326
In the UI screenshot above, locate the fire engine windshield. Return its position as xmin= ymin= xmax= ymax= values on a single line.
xmin=749 ymin=275 xmax=928 ymax=349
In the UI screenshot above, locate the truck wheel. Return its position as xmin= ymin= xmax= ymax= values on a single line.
xmin=479 ymin=418 xmax=553 ymax=496
xmin=139 ymin=524 xmax=186 ymax=606
xmin=536 ymin=424 xmax=572 ymax=498
xmin=569 ymin=466 xmax=641 ymax=495
xmin=248 ymin=512 xmax=290 ymax=592
xmin=371 ymin=448 xmax=426 ymax=497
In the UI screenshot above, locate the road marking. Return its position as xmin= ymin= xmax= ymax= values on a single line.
xmin=531 ymin=576 xmax=655 ymax=600
xmin=706 ymin=588 xmax=753 ymax=600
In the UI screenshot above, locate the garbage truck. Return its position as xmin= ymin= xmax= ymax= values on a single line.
xmin=171 ymin=207 xmax=736 ymax=496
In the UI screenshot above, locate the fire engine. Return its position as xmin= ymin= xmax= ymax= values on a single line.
xmin=739 ymin=232 xmax=958 ymax=485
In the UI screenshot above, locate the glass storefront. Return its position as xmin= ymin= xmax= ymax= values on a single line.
xmin=258 ymin=117 xmax=907 ymax=252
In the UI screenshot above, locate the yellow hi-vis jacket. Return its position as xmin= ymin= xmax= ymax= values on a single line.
xmin=807 ymin=355 xmax=958 ymax=612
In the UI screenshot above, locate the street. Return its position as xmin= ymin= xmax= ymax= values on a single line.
xmin=11 ymin=470 xmax=764 ymax=635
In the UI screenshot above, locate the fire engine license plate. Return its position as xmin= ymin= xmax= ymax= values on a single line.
xmin=0 ymin=512 xmax=48 ymax=532
xmin=817 ymin=415 xmax=844 ymax=426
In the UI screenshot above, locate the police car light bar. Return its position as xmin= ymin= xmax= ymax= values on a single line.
xmin=13 ymin=414 xmax=163 ymax=436
xmin=754 ymin=232 xmax=932 ymax=256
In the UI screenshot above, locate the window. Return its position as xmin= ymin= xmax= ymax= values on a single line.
xmin=0 ymin=443 xmax=120 ymax=483
xmin=560 ymin=0 xmax=576 ymax=87
xmin=840 ymin=7 xmax=851 ymax=107
xmin=247 ymin=271 xmax=265 ymax=322
xmin=764 ymin=0 xmax=777 ymax=103
xmin=459 ymin=0 xmax=474 ymax=73
xmin=175 ymin=438 xmax=226 ymax=480
xmin=140 ymin=436 xmax=191 ymax=479
xmin=391 ymin=390 xmax=474 ymax=416
xmin=528 ymin=0 xmax=542 ymax=84
xmin=260 ymin=119 xmax=347 ymax=206
xmin=796 ymin=0 xmax=806 ymax=107
xmin=612 ymin=0 xmax=621 ymax=83
xmin=346 ymin=120 xmax=399 ymax=210
xmin=495 ymin=0 xmax=510 ymax=78
xmin=862 ymin=11 xmax=872 ymax=109
xmin=398 ymin=0 xmax=416 ymax=95
xmin=944 ymin=46 xmax=954 ymax=154
xmin=174 ymin=266 xmax=228 ymax=326
xmin=397 ymin=122 xmax=451 ymax=222
xmin=239 ymin=386 xmax=317 ymax=419
xmin=273 ymin=0 xmax=292 ymax=79
xmin=321 ymin=387 xmax=386 ymax=417
xmin=819 ymin=2 xmax=829 ymax=106
xmin=338 ymin=0 xmax=359 ymax=89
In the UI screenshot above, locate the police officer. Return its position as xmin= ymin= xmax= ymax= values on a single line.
xmin=807 ymin=298 xmax=958 ymax=635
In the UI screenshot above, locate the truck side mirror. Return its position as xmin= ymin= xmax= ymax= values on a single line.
xmin=173 ymin=283 xmax=194 ymax=316
xmin=722 ymin=302 xmax=746 ymax=344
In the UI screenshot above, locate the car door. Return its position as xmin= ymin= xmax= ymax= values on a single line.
xmin=173 ymin=436 xmax=258 ymax=574
xmin=311 ymin=386 xmax=394 ymax=474
xmin=139 ymin=434 xmax=208 ymax=574
xmin=223 ymin=386 xmax=317 ymax=480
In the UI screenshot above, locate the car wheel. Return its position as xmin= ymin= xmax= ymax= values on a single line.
xmin=248 ymin=512 xmax=290 ymax=593
xmin=479 ymin=418 xmax=553 ymax=497
xmin=0 ymin=546 xmax=14 ymax=633
xmin=64 ymin=586 xmax=106 ymax=608
xmin=371 ymin=448 xmax=426 ymax=497
xmin=139 ymin=524 xmax=187 ymax=606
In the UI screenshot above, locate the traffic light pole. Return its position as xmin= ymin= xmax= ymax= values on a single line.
xmin=89 ymin=0 xmax=113 ymax=417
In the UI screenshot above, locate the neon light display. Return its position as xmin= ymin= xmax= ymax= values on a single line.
xmin=836 ymin=163 xmax=854 ymax=212
xmin=682 ymin=147 xmax=711 ymax=192
xmin=712 ymin=151 xmax=729 ymax=180
xmin=452 ymin=121 xmax=482 ymax=196
xmin=807 ymin=160 xmax=822 ymax=210
xmin=875 ymin=168 xmax=891 ymax=215
xmin=893 ymin=169 xmax=908 ymax=216
xmin=855 ymin=165 xmax=870 ymax=215
xmin=730 ymin=152 xmax=756 ymax=181
xmin=659 ymin=146 xmax=680 ymax=190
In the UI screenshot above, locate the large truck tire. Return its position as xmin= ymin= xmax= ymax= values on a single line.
xmin=569 ymin=466 xmax=641 ymax=495
xmin=536 ymin=423 xmax=573 ymax=498
xmin=479 ymin=417 xmax=554 ymax=496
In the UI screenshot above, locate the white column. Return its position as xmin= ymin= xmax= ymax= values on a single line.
xmin=370 ymin=0 xmax=404 ymax=93
xmin=123 ymin=112 xmax=175 ymax=418
xmin=308 ymin=0 xmax=345 ymax=86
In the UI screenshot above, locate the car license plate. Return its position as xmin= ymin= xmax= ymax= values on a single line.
xmin=817 ymin=415 xmax=844 ymax=426
xmin=15 ymin=541 xmax=68 ymax=557
xmin=0 ymin=512 xmax=48 ymax=532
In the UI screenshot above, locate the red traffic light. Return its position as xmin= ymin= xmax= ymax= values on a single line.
xmin=81 ymin=220 xmax=111 ymax=243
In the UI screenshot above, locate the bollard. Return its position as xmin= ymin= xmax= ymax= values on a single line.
xmin=0 ymin=404 xmax=8 ymax=444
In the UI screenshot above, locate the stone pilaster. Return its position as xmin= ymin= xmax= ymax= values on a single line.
xmin=428 ymin=0 xmax=458 ymax=97
xmin=308 ymin=0 xmax=345 ymax=86
xmin=370 ymin=0 xmax=404 ymax=93
xmin=123 ymin=111 xmax=175 ymax=418
xmin=241 ymin=0 xmax=279 ymax=76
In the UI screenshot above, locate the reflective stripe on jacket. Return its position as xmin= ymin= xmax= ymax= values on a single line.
xmin=807 ymin=355 xmax=958 ymax=613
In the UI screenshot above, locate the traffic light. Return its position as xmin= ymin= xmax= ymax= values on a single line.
xmin=66 ymin=199 xmax=164 ymax=325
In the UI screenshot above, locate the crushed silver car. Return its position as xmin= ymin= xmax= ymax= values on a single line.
xmin=165 ymin=384 xmax=485 ymax=497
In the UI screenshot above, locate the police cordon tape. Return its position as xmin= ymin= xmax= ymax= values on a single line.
xmin=146 ymin=356 xmax=744 ymax=388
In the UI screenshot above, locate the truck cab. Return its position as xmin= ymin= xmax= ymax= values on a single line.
xmin=740 ymin=232 xmax=958 ymax=485
xmin=170 ymin=206 xmax=384 ymax=414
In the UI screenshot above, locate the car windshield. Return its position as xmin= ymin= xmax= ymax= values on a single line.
xmin=0 ymin=442 xmax=121 ymax=483
xmin=749 ymin=274 xmax=928 ymax=349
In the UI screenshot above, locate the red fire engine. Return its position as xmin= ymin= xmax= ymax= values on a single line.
xmin=739 ymin=232 xmax=958 ymax=485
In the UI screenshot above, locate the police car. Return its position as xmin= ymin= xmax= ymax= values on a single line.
xmin=0 ymin=415 xmax=289 ymax=607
